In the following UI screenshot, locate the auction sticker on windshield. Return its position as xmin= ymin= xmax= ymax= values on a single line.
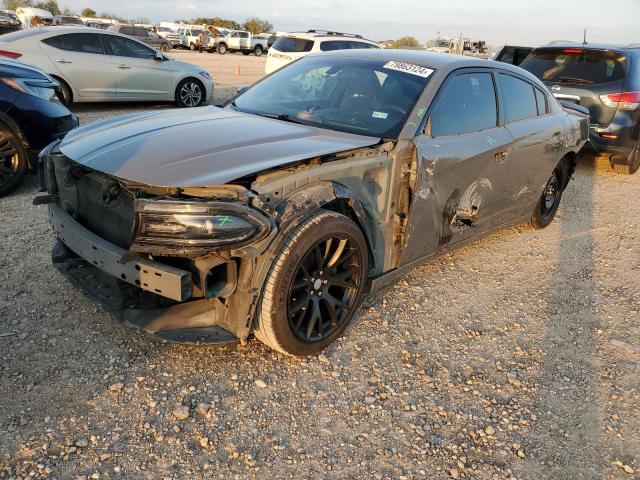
xmin=383 ymin=61 xmax=434 ymax=78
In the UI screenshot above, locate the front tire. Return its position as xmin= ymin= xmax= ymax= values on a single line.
xmin=0 ymin=124 xmax=28 ymax=197
xmin=175 ymin=78 xmax=204 ymax=108
xmin=217 ymin=43 xmax=227 ymax=55
xmin=255 ymin=210 xmax=369 ymax=356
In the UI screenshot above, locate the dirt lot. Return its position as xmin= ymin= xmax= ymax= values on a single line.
xmin=1 ymin=52 xmax=639 ymax=480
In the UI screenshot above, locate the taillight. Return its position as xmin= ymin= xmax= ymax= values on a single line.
xmin=0 ymin=50 xmax=22 ymax=59
xmin=562 ymin=48 xmax=584 ymax=54
xmin=600 ymin=91 xmax=640 ymax=110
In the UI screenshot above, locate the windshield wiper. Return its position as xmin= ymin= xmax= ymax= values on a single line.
xmin=257 ymin=112 xmax=312 ymax=126
xmin=556 ymin=77 xmax=594 ymax=85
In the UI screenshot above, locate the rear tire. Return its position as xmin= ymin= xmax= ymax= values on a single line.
xmin=175 ymin=78 xmax=204 ymax=108
xmin=254 ymin=45 xmax=264 ymax=56
xmin=0 ymin=124 xmax=28 ymax=197
xmin=255 ymin=210 xmax=369 ymax=356
xmin=161 ymin=43 xmax=170 ymax=52
xmin=612 ymin=144 xmax=640 ymax=175
xmin=530 ymin=167 xmax=563 ymax=229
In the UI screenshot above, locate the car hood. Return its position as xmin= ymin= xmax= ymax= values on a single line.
xmin=59 ymin=106 xmax=380 ymax=188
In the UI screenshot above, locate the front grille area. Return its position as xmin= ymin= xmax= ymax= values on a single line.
xmin=52 ymin=157 xmax=136 ymax=249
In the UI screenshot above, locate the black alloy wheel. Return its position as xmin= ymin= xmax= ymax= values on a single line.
xmin=287 ymin=235 xmax=363 ymax=343
xmin=255 ymin=210 xmax=369 ymax=356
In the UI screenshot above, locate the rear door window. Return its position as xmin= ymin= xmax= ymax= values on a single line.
xmin=519 ymin=49 xmax=627 ymax=85
xmin=431 ymin=72 xmax=497 ymax=136
xmin=103 ymin=35 xmax=155 ymax=59
xmin=497 ymin=74 xmax=538 ymax=123
xmin=349 ymin=41 xmax=379 ymax=49
xmin=42 ymin=35 xmax=64 ymax=49
xmin=320 ymin=40 xmax=350 ymax=51
xmin=59 ymin=33 xmax=105 ymax=54
xmin=272 ymin=36 xmax=314 ymax=53
xmin=120 ymin=26 xmax=134 ymax=36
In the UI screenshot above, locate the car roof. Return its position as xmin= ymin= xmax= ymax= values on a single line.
xmin=306 ymin=49 xmax=549 ymax=88
xmin=284 ymin=31 xmax=378 ymax=44
xmin=535 ymin=43 xmax=640 ymax=53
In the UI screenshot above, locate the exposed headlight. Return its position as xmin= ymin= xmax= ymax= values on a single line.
xmin=0 ymin=77 xmax=58 ymax=101
xmin=134 ymin=198 xmax=271 ymax=249
xmin=198 ymin=71 xmax=212 ymax=81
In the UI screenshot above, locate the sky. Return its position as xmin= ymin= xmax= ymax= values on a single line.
xmin=61 ymin=0 xmax=638 ymax=47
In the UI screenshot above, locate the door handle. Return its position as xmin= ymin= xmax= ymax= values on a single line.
xmin=117 ymin=65 xmax=131 ymax=69
xmin=56 ymin=60 xmax=72 ymax=64
xmin=494 ymin=151 xmax=508 ymax=164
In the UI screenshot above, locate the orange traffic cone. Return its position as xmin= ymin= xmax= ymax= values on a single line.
xmin=235 ymin=64 xmax=241 ymax=76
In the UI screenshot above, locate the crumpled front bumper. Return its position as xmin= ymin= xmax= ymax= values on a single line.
xmin=49 ymin=203 xmax=192 ymax=302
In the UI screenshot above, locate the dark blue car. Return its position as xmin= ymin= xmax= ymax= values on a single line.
xmin=0 ymin=58 xmax=78 ymax=195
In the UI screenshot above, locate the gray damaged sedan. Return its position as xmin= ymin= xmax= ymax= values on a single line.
xmin=36 ymin=50 xmax=589 ymax=356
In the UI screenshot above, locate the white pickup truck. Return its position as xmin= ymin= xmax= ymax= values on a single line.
xmin=215 ymin=30 xmax=269 ymax=56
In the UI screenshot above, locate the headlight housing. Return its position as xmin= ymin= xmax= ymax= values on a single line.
xmin=134 ymin=198 xmax=271 ymax=251
xmin=0 ymin=77 xmax=59 ymax=101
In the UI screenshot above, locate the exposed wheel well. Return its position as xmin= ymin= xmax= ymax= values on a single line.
xmin=322 ymin=198 xmax=376 ymax=276
xmin=557 ymin=152 xmax=577 ymax=191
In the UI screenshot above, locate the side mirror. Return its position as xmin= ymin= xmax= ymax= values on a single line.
xmin=154 ymin=51 xmax=165 ymax=61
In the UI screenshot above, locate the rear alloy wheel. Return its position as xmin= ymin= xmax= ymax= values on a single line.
xmin=254 ymin=45 xmax=264 ymax=56
xmin=0 ymin=126 xmax=28 ymax=197
xmin=612 ymin=144 xmax=640 ymax=175
xmin=255 ymin=210 xmax=368 ymax=356
xmin=175 ymin=78 xmax=204 ymax=108
xmin=530 ymin=168 xmax=562 ymax=229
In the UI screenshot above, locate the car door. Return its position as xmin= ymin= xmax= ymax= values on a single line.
xmin=400 ymin=70 xmax=512 ymax=265
xmin=40 ymin=32 xmax=116 ymax=99
xmin=492 ymin=72 xmax=565 ymax=225
xmin=101 ymin=34 xmax=173 ymax=99
xmin=239 ymin=31 xmax=250 ymax=49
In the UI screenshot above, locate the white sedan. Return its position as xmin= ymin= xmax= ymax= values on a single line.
xmin=0 ymin=27 xmax=214 ymax=107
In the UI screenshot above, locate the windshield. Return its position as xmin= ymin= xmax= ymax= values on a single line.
xmin=520 ymin=48 xmax=627 ymax=85
xmin=232 ymin=56 xmax=433 ymax=138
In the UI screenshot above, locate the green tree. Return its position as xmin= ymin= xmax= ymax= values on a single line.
xmin=392 ymin=36 xmax=421 ymax=49
xmin=190 ymin=17 xmax=241 ymax=29
xmin=242 ymin=17 xmax=273 ymax=34
xmin=80 ymin=7 xmax=95 ymax=17
xmin=2 ymin=0 xmax=33 ymax=10
xmin=33 ymin=0 xmax=61 ymax=15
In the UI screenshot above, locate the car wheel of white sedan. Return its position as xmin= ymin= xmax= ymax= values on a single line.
xmin=176 ymin=78 xmax=204 ymax=108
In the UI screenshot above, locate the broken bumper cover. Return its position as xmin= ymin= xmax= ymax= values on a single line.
xmin=49 ymin=203 xmax=192 ymax=302
xmin=49 ymin=204 xmax=239 ymax=344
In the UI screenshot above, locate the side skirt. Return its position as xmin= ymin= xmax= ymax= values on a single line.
xmin=370 ymin=214 xmax=532 ymax=293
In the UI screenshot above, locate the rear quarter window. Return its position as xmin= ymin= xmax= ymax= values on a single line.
xmin=519 ymin=49 xmax=627 ymax=85
xmin=497 ymin=74 xmax=538 ymax=123
xmin=272 ymin=36 xmax=314 ymax=53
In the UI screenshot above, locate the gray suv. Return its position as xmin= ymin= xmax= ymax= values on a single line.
xmin=107 ymin=25 xmax=171 ymax=52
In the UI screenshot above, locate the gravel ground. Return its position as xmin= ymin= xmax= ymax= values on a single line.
xmin=1 ymin=52 xmax=639 ymax=479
